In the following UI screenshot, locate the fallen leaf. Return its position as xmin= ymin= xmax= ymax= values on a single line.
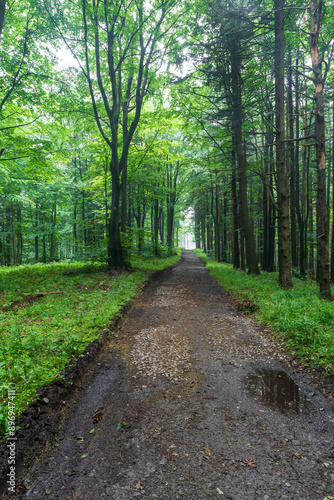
xmin=92 ymin=407 xmax=104 ymax=423
xmin=136 ymin=479 xmax=143 ymax=490
xmin=204 ymin=446 xmax=211 ymax=456
xmin=243 ymin=459 xmax=256 ymax=468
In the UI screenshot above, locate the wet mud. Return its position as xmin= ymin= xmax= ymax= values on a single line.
xmin=1 ymin=250 xmax=334 ymax=499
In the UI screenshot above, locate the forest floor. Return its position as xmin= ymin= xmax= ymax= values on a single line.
xmin=1 ymin=250 xmax=334 ymax=499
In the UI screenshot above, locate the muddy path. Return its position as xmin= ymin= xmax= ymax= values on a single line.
xmin=3 ymin=250 xmax=334 ymax=499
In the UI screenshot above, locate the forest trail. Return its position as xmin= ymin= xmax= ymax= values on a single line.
xmin=7 ymin=251 xmax=334 ymax=499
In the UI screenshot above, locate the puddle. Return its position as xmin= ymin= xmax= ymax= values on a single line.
xmin=245 ymin=369 xmax=311 ymax=414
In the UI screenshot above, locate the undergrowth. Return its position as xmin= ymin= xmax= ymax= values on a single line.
xmin=0 ymin=251 xmax=180 ymax=438
xmin=195 ymin=249 xmax=334 ymax=377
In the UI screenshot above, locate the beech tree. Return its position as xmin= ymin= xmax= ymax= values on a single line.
xmin=44 ymin=0 xmax=185 ymax=267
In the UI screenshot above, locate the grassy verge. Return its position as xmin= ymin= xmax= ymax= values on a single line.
xmin=0 ymin=251 xmax=180 ymax=437
xmin=195 ymin=249 xmax=334 ymax=376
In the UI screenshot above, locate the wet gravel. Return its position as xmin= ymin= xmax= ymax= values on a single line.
xmin=2 ymin=250 xmax=334 ymax=499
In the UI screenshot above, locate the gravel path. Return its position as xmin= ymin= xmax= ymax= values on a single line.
xmin=4 ymin=250 xmax=334 ymax=499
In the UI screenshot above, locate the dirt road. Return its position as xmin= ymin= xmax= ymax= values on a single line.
xmin=5 ymin=251 xmax=334 ymax=499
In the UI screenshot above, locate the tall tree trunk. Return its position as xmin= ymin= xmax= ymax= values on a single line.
xmin=262 ymin=130 xmax=271 ymax=271
xmin=78 ymin=161 xmax=87 ymax=249
xmin=275 ymin=0 xmax=292 ymax=289
xmin=268 ymin=129 xmax=276 ymax=272
xmin=154 ymin=189 xmax=159 ymax=256
xmin=127 ymin=185 xmax=133 ymax=229
xmin=310 ymin=0 xmax=332 ymax=299
xmin=201 ymin=209 xmax=206 ymax=253
xmin=5 ymin=206 xmax=10 ymax=265
xmin=212 ymin=176 xmax=221 ymax=261
xmin=50 ymin=202 xmax=57 ymax=261
xmin=295 ymin=55 xmax=305 ymax=278
xmin=206 ymin=191 xmax=211 ymax=253
xmin=73 ymin=160 xmax=78 ymax=254
xmin=18 ymin=207 xmax=22 ymax=264
xmin=35 ymin=204 xmax=39 ymax=262
xmin=104 ymin=157 xmax=109 ymax=234
xmin=194 ymin=204 xmax=201 ymax=249
xmin=231 ymin=149 xmax=240 ymax=268
xmin=222 ymin=192 xmax=227 ymax=262
xmin=231 ymin=44 xmax=260 ymax=274
xmin=121 ymin=166 xmax=127 ymax=233
xmin=73 ymin=199 xmax=78 ymax=254
xmin=41 ymin=207 xmax=46 ymax=264
xmin=108 ymin=164 xmax=124 ymax=267
xmin=159 ymin=207 xmax=164 ymax=244
xmin=12 ymin=205 xmax=18 ymax=265
xmin=240 ymin=228 xmax=246 ymax=271
xmin=309 ymin=168 xmax=316 ymax=278
xmin=331 ymin=101 xmax=334 ymax=283
xmin=288 ymin=49 xmax=297 ymax=269
xmin=0 ymin=208 xmax=3 ymax=265
xmin=166 ymin=163 xmax=178 ymax=249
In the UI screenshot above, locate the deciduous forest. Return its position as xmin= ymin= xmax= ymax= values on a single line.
xmin=1 ymin=0 xmax=334 ymax=297
xmin=1 ymin=0 xmax=334 ymax=441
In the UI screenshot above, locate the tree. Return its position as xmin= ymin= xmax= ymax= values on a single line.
xmin=230 ymin=41 xmax=260 ymax=275
xmin=44 ymin=0 xmax=183 ymax=268
xmin=275 ymin=0 xmax=293 ymax=289
xmin=310 ymin=0 xmax=332 ymax=300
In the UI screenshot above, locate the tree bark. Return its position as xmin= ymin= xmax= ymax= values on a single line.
xmin=222 ymin=192 xmax=227 ymax=262
xmin=50 ymin=202 xmax=57 ymax=261
xmin=153 ymin=188 xmax=159 ymax=256
xmin=295 ymin=56 xmax=305 ymax=278
xmin=35 ymin=204 xmax=39 ymax=262
xmin=211 ymin=175 xmax=221 ymax=261
xmin=231 ymin=43 xmax=260 ymax=275
xmin=231 ymin=148 xmax=240 ymax=268
xmin=310 ymin=0 xmax=332 ymax=299
xmin=166 ymin=163 xmax=178 ymax=249
xmin=201 ymin=208 xmax=206 ymax=253
xmin=275 ymin=0 xmax=292 ymax=289
xmin=194 ymin=203 xmax=201 ymax=249
xmin=331 ymin=102 xmax=334 ymax=283
xmin=288 ymin=49 xmax=297 ymax=269
xmin=108 ymin=165 xmax=123 ymax=267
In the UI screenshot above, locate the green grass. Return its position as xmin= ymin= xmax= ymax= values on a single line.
xmin=195 ymin=249 xmax=334 ymax=376
xmin=0 ymin=251 xmax=181 ymax=438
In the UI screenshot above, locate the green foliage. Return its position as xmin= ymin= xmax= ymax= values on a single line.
xmin=196 ymin=250 xmax=334 ymax=375
xmin=133 ymin=241 xmax=176 ymax=260
xmin=0 ymin=252 xmax=180 ymax=439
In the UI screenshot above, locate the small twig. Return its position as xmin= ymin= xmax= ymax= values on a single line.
xmin=35 ymin=291 xmax=64 ymax=297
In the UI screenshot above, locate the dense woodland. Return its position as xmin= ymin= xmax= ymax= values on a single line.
xmin=1 ymin=0 xmax=334 ymax=299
